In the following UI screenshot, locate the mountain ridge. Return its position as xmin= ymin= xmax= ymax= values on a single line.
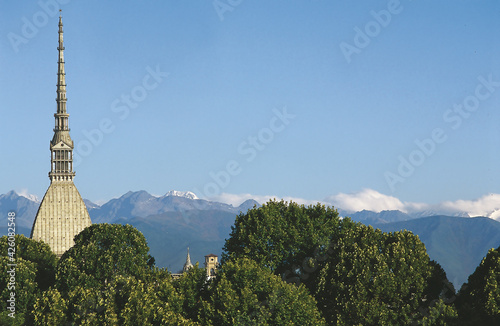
xmin=87 ymin=190 xmax=259 ymax=223
xmin=373 ymin=215 xmax=500 ymax=288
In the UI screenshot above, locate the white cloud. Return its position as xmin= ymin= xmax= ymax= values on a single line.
xmin=323 ymin=190 xmax=500 ymax=219
xmin=209 ymin=189 xmax=417 ymax=211
xmin=440 ymin=193 xmax=500 ymax=219
xmin=187 ymin=189 xmax=500 ymax=220
xmin=324 ymin=188 xmax=412 ymax=213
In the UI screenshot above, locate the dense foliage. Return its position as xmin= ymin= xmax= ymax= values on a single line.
xmin=2 ymin=202 xmax=499 ymax=324
xmin=52 ymin=224 xmax=190 ymax=325
xmin=223 ymin=200 xmax=459 ymax=324
xmin=0 ymin=234 xmax=57 ymax=324
xmin=456 ymin=246 xmax=500 ymax=325
xmin=201 ymin=257 xmax=325 ymax=325
xmin=56 ymin=223 xmax=155 ymax=293
xmin=223 ymin=200 xmax=340 ymax=276
xmin=311 ymin=222 xmax=457 ymax=325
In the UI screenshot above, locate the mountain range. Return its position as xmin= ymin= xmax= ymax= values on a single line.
xmin=1 ymin=190 xmax=500 ymax=288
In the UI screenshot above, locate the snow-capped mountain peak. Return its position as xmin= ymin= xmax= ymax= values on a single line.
xmin=164 ymin=190 xmax=199 ymax=200
xmin=16 ymin=190 xmax=40 ymax=203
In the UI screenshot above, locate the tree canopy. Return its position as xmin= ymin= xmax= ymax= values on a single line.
xmin=312 ymin=220 xmax=457 ymax=324
xmin=2 ymin=204 xmax=496 ymax=324
xmin=201 ymin=257 xmax=325 ymax=326
xmin=0 ymin=234 xmax=57 ymax=324
xmin=0 ymin=234 xmax=57 ymax=290
xmin=28 ymin=223 xmax=196 ymax=325
xmin=56 ymin=223 xmax=155 ymax=293
xmin=223 ymin=200 xmax=340 ymax=278
xmin=222 ymin=200 xmax=458 ymax=325
xmin=457 ymin=246 xmax=500 ymax=325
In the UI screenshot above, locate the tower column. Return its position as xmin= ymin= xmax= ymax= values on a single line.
xmin=31 ymin=12 xmax=92 ymax=257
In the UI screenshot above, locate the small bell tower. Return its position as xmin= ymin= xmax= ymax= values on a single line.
xmin=204 ymin=254 xmax=218 ymax=279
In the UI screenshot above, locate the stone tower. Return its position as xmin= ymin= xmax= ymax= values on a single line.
xmin=204 ymin=254 xmax=218 ymax=279
xmin=31 ymin=14 xmax=92 ymax=257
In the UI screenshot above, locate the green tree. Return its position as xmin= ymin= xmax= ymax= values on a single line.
xmin=118 ymin=275 xmax=197 ymax=326
xmin=223 ymin=200 xmax=340 ymax=279
xmin=61 ymin=274 xmax=196 ymax=325
xmin=173 ymin=263 xmax=211 ymax=322
xmin=0 ymin=257 xmax=37 ymax=325
xmin=457 ymin=246 xmax=500 ymax=325
xmin=201 ymin=258 xmax=325 ymax=325
xmin=0 ymin=235 xmax=57 ymax=324
xmin=0 ymin=234 xmax=57 ymax=291
xmin=32 ymin=288 xmax=68 ymax=326
xmin=416 ymin=261 xmax=459 ymax=325
xmin=56 ymin=223 xmax=154 ymax=293
xmin=223 ymin=201 xmax=457 ymax=325
xmin=53 ymin=223 xmax=197 ymax=325
xmin=65 ymin=284 xmax=119 ymax=325
xmin=418 ymin=299 xmax=458 ymax=326
xmin=312 ymin=220 xmax=457 ymax=325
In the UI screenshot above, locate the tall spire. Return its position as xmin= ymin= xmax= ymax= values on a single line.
xmin=57 ymin=11 xmax=67 ymax=115
xmin=31 ymin=14 xmax=92 ymax=257
xmin=49 ymin=11 xmax=75 ymax=182
xmin=183 ymin=247 xmax=193 ymax=272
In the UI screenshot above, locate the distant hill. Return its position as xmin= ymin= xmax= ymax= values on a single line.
xmin=88 ymin=189 xmax=258 ymax=223
xmin=0 ymin=190 xmax=40 ymax=232
xmin=2 ymin=190 xmax=500 ymax=287
xmin=117 ymin=210 xmax=237 ymax=272
xmin=373 ymin=215 xmax=500 ymax=289
xmin=345 ymin=208 xmax=469 ymax=224
xmin=348 ymin=209 xmax=411 ymax=224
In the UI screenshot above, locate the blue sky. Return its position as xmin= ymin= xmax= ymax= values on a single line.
xmin=1 ymin=1 xmax=500 ymax=213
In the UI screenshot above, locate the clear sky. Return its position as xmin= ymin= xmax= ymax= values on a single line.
xmin=1 ymin=1 xmax=500 ymax=212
